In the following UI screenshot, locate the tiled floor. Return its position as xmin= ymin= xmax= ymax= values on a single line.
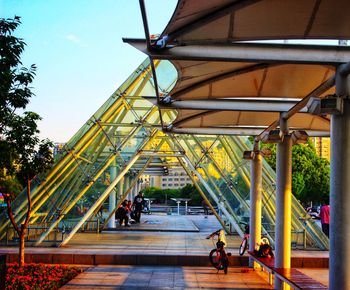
xmin=1 ymin=214 xmax=329 ymax=289
xmin=65 ymin=215 xmax=243 ymax=256
xmin=60 ymin=265 xmax=274 ymax=289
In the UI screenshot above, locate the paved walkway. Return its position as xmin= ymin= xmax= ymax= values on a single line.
xmin=61 ymin=265 xmax=275 ymax=289
xmin=0 ymin=214 xmax=329 ymax=289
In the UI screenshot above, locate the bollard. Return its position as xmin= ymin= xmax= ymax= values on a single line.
xmin=0 ymin=254 xmax=6 ymax=289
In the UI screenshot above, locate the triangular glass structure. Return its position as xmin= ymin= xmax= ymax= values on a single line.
xmin=0 ymin=59 xmax=328 ymax=250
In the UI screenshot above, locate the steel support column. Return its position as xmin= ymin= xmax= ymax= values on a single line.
xmin=249 ymin=151 xmax=263 ymax=267
xmin=102 ymin=157 xmax=152 ymax=230
xmin=108 ymin=160 xmax=117 ymax=228
xmin=329 ymin=69 xmax=350 ymax=290
xmin=274 ymin=132 xmax=292 ymax=290
xmin=118 ymin=177 xmax=124 ymax=201
xmin=60 ymin=152 xmax=141 ymax=246
xmin=125 ymin=176 xmax=131 ymax=200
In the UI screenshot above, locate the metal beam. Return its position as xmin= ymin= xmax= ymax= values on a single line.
xmin=256 ymin=76 xmax=335 ymax=142
xmin=140 ymin=153 xmax=184 ymax=158
xmin=167 ymin=127 xmax=330 ymax=137
xmin=144 ymin=96 xmax=305 ymax=112
xmin=124 ymin=39 xmax=350 ymax=65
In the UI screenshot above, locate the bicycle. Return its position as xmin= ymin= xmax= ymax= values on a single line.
xmin=239 ymin=223 xmax=270 ymax=256
xmin=239 ymin=223 xmax=250 ymax=256
xmin=206 ymin=229 xmax=232 ymax=274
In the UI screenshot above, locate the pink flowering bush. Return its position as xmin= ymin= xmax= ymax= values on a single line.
xmin=5 ymin=263 xmax=82 ymax=290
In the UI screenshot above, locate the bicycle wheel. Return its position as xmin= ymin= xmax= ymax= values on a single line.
xmin=209 ymin=249 xmax=224 ymax=269
xmin=239 ymin=237 xmax=248 ymax=256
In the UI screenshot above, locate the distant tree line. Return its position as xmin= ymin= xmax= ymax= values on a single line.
xmin=141 ymin=184 xmax=202 ymax=205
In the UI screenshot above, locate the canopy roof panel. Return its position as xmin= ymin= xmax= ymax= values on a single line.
xmin=170 ymin=60 xmax=335 ymax=100
xmin=167 ymin=59 xmax=333 ymax=134
xmin=125 ymin=0 xmax=349 ymax=136
xmin=162 ymin=0 xmax=350 ymax=43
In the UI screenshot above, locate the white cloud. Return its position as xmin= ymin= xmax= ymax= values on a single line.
xmin=66 ymin=34 xmax=81 ymax=44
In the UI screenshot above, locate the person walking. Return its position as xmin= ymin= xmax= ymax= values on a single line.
xmin=319 ymin=200 xmax=330 ymax=237
xmin=202 ymin=199 xmax=209 ymax=218
xmin=133 ymin=192 xmax=145 ymax=223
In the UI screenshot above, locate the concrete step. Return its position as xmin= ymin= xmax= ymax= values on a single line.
xmin=4 ymin=252 xmax=328 ymax=268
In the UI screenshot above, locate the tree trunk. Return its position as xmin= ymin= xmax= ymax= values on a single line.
xmin=19 ymin=224 xmax=25 ymax=267
xmin=19 ymin=178 xmax=32 ymax=267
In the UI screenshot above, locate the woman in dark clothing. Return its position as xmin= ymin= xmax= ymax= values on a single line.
xmin=115 ymin=200 xmax=130 ymax=227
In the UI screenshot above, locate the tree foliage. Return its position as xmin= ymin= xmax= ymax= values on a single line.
xmin=0 ymin=16 xmax=54 ymax=267
xmin=261 ymin=140 xmax=330 ymax=204
xmin=142 ymin=184 xmax=202 ymax=205
xmin=0 ymin=16 xmax=53 ymax=190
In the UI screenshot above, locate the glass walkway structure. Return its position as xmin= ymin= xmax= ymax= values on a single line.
xmin=0 ymin=58 xmax=328 ymax=249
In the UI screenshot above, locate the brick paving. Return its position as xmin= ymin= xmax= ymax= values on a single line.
xmin=0 ymin=214 xmax=329 ymax=289
xmin=60 ymin=265 xmax=275 ymax=289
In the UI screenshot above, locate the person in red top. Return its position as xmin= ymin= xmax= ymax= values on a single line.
xmin=319 ymin=200 xmax=330 ymax=237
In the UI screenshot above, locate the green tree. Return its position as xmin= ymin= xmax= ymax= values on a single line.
xmin=142 ymin=184 xmax=201 ymax=205
xmin=179 ymin=184 xmax=201 ymax=205
xmin=262 ymin=140 xmax=330 ymax=204
xmin=0 ymin=16 xmax=54 ymax=267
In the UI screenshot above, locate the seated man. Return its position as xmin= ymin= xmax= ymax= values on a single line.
xmin=115 ymin=200 xmax=130 ymax=227
xmin=255 ymin=243 xmax=274 ymax=258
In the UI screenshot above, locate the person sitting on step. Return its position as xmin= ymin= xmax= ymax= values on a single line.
xmin=115 ymin=200 xmax=130 ymax=227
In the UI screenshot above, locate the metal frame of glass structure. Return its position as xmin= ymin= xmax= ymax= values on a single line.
xmin=0 ymin=58 xmax=328 ymax=250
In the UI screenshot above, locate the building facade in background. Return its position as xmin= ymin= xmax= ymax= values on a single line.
xmin=140 ymin=167 xmax=192 ymax=190
xmin=160 ymin=167 xmax=192 ymax=189
xmin=312 ymin=137 xmax=331 ymax=161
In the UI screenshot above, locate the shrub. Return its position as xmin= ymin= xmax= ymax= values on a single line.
xmin=5 ymin=263 xmax=82 ymax=290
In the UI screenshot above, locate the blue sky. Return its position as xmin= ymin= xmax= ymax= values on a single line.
xmin=2 ymin=0 xmax=177 ymax=143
